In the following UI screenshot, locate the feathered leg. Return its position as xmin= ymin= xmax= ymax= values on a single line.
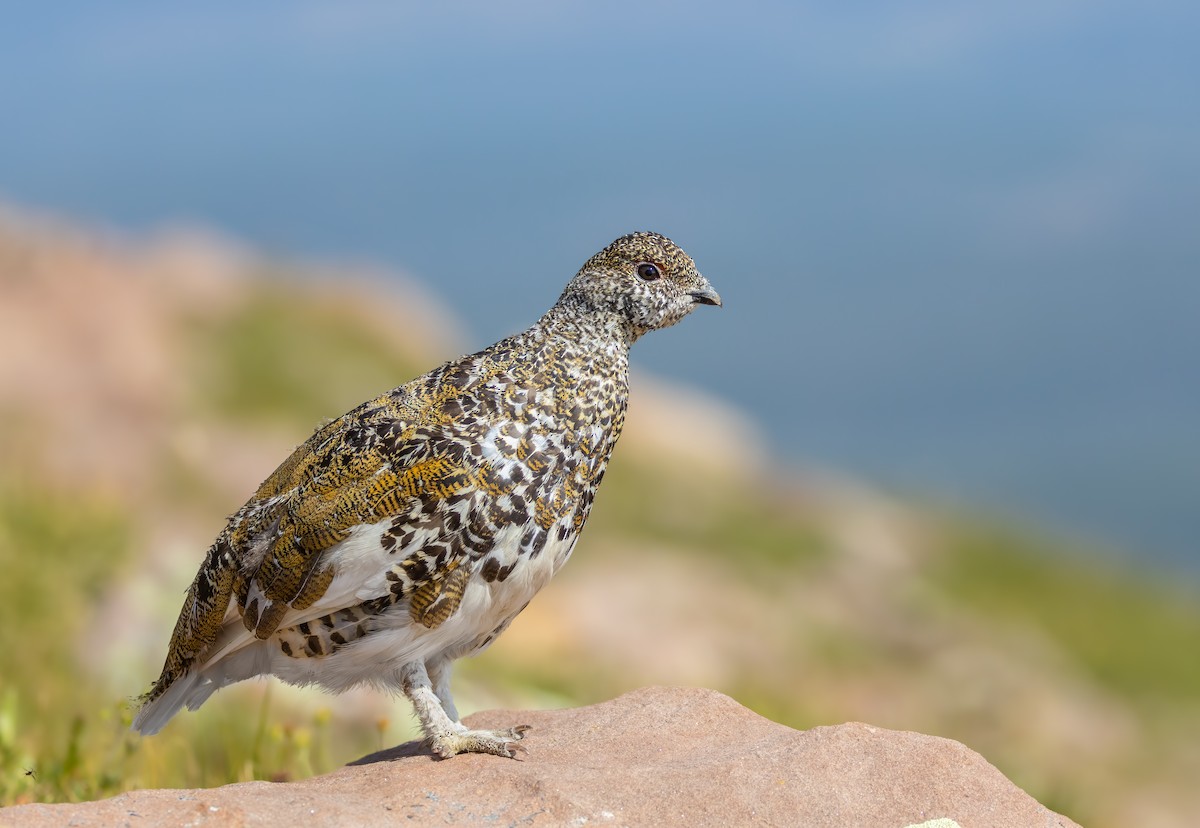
xmin=427 ymin=657 xmax=461 ymax=724
xmin=399 ymin=661 xmax=529 ymax=759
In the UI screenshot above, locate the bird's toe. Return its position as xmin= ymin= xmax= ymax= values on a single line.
xmin=429 ymin=725 xmax=532 ymax=759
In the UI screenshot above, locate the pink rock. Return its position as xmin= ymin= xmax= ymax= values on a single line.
xmin=0 ymin=687 xmax=1080 ymax=827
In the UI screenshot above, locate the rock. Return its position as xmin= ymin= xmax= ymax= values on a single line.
xmin=0 ymin=687 xmax=1079 ymax=827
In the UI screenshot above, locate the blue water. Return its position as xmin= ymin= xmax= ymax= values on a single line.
xmin=2 ymin=3 xmax=1197 ymax=571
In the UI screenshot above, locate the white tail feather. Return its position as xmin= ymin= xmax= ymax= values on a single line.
xmin=132 ymin=639 xmax=273 ymax=735
xmin=132 ymin=670 xmax=205 ymax=735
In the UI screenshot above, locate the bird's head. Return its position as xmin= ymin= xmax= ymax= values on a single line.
xmin=556 ymin=231 xmax=721 ymax=339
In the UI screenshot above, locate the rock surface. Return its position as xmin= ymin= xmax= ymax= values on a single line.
xmin=0 ymin=687 xmax=1079 ymax=828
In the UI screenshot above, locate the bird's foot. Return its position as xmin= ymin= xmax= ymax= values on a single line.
xmin=429 ymin=724 xmax=531 ymax=759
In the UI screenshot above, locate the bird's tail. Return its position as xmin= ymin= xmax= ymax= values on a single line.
xmin=131 ymin=669 xmax=208 ymax=735
xmin=131 ymin=642 xmax=270 ymax=734
xmin=131 ymin=537 xmax=245 ymax=735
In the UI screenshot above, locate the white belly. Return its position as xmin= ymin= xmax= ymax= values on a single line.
xmin=265 ymin=520 xmax=578 ymax=692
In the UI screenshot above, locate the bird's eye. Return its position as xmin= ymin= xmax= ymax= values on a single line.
xmin=636 ymin=262 xmax=661 ymax=282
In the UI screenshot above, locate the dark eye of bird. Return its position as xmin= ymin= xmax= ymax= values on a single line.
xmin=636 ymin=262 xmax=661 ymax=281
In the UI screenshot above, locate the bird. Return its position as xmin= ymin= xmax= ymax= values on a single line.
xmin=132 ymin=231 xmax=721 ymax=758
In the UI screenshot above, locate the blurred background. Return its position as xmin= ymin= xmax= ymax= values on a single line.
xmin=1 ymin=3 xmax=1198 ymax=826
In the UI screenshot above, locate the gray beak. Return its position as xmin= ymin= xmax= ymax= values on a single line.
xmin=688 ymin=278 xmax=722 ymax=307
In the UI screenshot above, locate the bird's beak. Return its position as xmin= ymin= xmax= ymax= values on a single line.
xmin=688 ymin=278 xmax=722 ymax=307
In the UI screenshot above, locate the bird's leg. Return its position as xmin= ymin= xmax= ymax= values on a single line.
xmin=426 ymin=657 xmax=461 ymax=724
xmin=399 ymin=661 xmax=530 ymax=759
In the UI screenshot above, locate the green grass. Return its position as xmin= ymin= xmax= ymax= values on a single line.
xmin=0 ymin=485 xmax=131 ymax=684
xmin=0 ymin=279 xmax=442 ymax=805
xmin=186 ymin=283 xmax=425 ymax=427
xmin=0 ymin=684 xmax=400 ymax=805
xmin=592 ymin=457 xmax=830 ymax=574
xmin=6 ymin=269 xmax=1200 ymax=828
xmin=930 ymin=522 xmax=1200 ymax=701
xmin=0 ymin=483 xmax=135 ymax=803
xmin=0 ymin=478 xmax=404 ymax=806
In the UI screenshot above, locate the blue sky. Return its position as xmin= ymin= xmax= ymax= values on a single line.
xmin=2 ymin=1 xmax=1198 ymax=566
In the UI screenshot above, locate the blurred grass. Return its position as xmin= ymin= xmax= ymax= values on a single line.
xmin=0 ymin=280 xmax=427 ymax=805
xmin=185 ymin=280 xmax=424 ymax=427
xmin=1 ymin=257 xmax=1198 ymax=828
xmin=591 ymin=459 xmax=830 ymax=574
xmin=0 ymin=486 xmax=130 ymax=684
xmin=0 ymin=484 xmax=134 ymax=803
xmin=0 ymin=497 xmax=407 ymax=804
xmin=932 ymin=523 xmax=1200 ymax=701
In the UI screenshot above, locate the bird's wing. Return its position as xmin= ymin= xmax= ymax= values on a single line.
xmin=135 ymin=401 xmax=488 ymax=724
xmin=230 ymin=408 xmax=488 ymax=642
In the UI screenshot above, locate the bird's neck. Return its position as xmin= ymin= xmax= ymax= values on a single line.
xmin=533 ymin=303 xmax=641 ymax=352
xmin=503 ymin=305 xmax=633 ymax=393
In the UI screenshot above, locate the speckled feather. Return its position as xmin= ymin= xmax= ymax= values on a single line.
xmin=134 ymin=232 xmax=720 ymax=746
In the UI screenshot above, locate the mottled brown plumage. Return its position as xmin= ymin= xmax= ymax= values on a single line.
xmin=134 ymin=231 xmax=720 ymax=757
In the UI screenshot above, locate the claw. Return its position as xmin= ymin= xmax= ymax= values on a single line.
xmin=501 ymin=725 xmax=530 ymax=757
xmin=429 ymin=725 xmax=533 ymax=760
